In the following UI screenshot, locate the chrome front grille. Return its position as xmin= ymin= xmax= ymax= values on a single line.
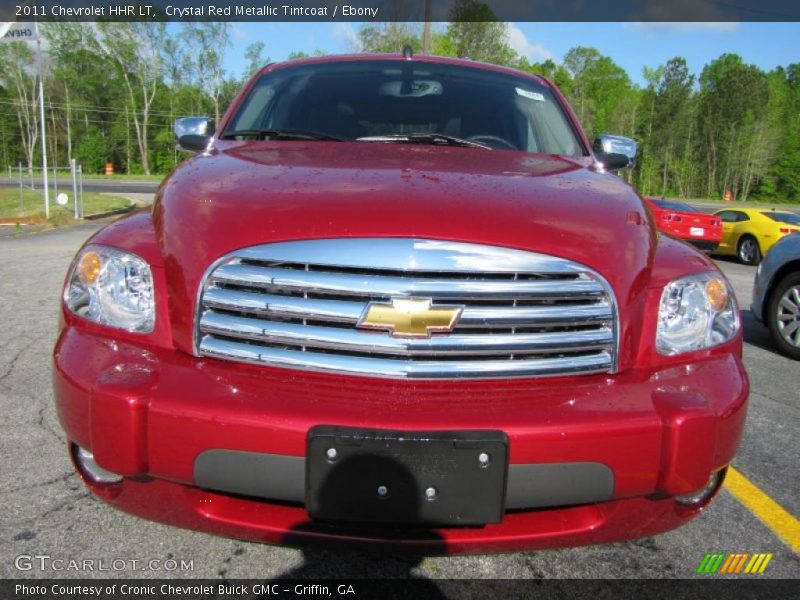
xmin=195 ymin=239 xmax=618 ymax=379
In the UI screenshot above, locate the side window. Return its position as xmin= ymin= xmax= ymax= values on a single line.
xmin=718 ymin=211 xmax=737 ymax=223
xmin=735 ymin=212 xmax=750 ymax=222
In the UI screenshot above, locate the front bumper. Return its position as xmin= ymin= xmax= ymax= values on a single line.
xmin=54 ymin=326 xmax=748 ymax=553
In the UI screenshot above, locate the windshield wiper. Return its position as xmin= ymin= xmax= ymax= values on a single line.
xmin=356 ymin=133 xmax=491 ymax=149
xmin=219 ymin=129 xmax=344 ymax=141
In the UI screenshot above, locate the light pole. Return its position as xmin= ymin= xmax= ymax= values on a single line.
xmin=34 ymin=21 xmax=49 ymax=219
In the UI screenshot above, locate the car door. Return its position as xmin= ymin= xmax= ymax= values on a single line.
xmin=716 ymin=211 xmax=741 ymax=254
xmin=729 ymin=211 xmax=752 ymax=252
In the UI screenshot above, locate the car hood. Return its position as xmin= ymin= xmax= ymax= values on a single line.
xmin=153 ymin=141 xmax=657 ymax=354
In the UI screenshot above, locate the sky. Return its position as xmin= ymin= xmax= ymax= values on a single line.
xmin=222 ymin=22 xmax=800 ymax=86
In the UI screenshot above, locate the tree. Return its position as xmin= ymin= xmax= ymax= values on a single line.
xmin=697 ymin=54 xmax=770 ymax=200
xmin=515 ymin=58 xmax=573 ymax=93
xmin=0 ymin=22 xmax=796 ymax=201
xmin=563 ymin=47 xmax=635 ymax=140
xmin=0 ymin=42 xmax=40 ymax=171
xmin=244 ymin=41 xmax=267 ymax=78
xmin=760 ymin=65 xmax=800 ymax=201
xmin=641 ymin=57 xmax=695 ymax=196
xmin=358 ymin=23 xmax=422 ymax=53
xmin=74 ymin=128 xmax=107 ymax=173
xmin=287 ymin=49 xmax=326 ymax=60
xmin=183 ymin=23 xmax=230 ymax=124
xmin=445 ymin=0 xmax=515 ymax=65
xmin=96 ymin=22 xmax=163 ymax=175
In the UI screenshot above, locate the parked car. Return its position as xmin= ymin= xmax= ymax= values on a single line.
xmin=713 ymin=207 xmax=800 ymax=265
xmin=752 ymin=233 xmax=800 ymax=360
xmin=53 ymin=55 xmax=748 ymax=553
xmin=644 ymin=197 xmax=722 ymax=252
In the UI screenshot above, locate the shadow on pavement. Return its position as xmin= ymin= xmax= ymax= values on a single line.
xmin=262 ymin=455 xmax=448 ymax=598
xmin=741 ymin=308 xmax=780 ymax=355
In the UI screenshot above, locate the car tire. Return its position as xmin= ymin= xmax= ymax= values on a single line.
xmin=766 ymin=271 xmax=800 ymax=360
xmin=737 ymin=236 xmax=761 ymax=265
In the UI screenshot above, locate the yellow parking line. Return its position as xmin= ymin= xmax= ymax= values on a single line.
xmin=725 ymin=466 xmax=800 ymax=553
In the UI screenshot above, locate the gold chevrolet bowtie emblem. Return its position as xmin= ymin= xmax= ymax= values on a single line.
xmin=357 ymin=297 xmax=464 ymax=338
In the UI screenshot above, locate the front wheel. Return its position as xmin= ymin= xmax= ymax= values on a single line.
xmin=737 ymin=236 xmax=761 ymax=265
xmin=767 ymin=272 xmax=800 ymax=360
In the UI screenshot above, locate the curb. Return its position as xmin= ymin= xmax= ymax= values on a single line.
xmin=83 ymin=204 xmax=137 ymax=220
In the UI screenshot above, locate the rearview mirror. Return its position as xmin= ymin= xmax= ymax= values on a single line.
xmin=593 ymin=134 xmax=637 ymax=170
xmin=174 ymin=117 xmax=215 ymax=153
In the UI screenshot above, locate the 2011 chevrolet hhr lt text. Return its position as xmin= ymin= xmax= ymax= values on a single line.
xmin=54 ymin=55 xmax=748 ymax=553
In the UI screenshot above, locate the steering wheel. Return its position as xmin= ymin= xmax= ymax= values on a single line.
xmin=465 ymin=134 xmax=517 ymax=150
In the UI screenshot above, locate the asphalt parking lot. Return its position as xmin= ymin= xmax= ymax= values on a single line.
xmin=0 ymin=222 xmax=797 ymax=582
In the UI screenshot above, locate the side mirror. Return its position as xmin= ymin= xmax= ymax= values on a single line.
xmin=593 ymin=134 xmax=637 ymax=170
xmin=174 ymin=117 xmax=215 ymax=152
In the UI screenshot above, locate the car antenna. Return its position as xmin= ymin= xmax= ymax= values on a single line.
xmin=402 ymin=45 xmax=414 ymax=59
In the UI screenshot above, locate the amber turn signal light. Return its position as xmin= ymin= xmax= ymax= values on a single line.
xmin=706 ymin=278 xmax=728 ymax=312
xmin=77 ymin=251 xmax=102 ymax=285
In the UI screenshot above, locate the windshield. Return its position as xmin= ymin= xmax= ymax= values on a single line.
xmin=765 ymin=212 xmax=800 ymax=225
xmin=224 ymin=60 xmax=585 ymax=155
xmin=652 ymin=199 xmax=697 ymax=213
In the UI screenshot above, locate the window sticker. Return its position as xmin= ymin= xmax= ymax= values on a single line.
xmin=516 ymin=88 xmax=545 ymax=101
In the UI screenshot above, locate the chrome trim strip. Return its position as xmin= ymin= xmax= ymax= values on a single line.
xmin=203 ymin=285 xmax=612 ymax=328
xmin=200 ymin=310 xmax=613 ymax=356
xmin=234 ymin=238 xmax=587 ymax=274
xmin=203 ymin=286 xmax=364 ymax=323
xmin=212 ymin=263 xmax=606 ymax=299
xmin=459 ymin=303 xmax=612 ymax=328
xmin=199 ymin=336 xmax=613 ymax=379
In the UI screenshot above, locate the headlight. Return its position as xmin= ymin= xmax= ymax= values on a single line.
xmin=656 ymin=272 xmax=739 ymax=355
xmin=64 ymin=245 xmax=155 ymax=333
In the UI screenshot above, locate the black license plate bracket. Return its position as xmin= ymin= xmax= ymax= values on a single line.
xmin=306 ymin=426 xmax=508 ymax=526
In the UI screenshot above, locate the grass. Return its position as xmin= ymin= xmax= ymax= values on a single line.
xmin=80 ymin=173 xmax=164 ymax=181
xmin=0 ymin=187 xmax=132 ymax=223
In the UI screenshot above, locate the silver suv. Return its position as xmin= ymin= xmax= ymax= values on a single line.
xmin=753 ymin=234 xmax=800 ymax=359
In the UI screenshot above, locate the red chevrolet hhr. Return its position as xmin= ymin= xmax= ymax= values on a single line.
xmin=54 ymin=55 xmax=748 ymax=554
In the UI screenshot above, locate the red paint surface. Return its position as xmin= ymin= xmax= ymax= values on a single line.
xmin=79 ymin=473 xmax=712 ymax=554
xmin=53 ymin=55 xmax=748 ymax=551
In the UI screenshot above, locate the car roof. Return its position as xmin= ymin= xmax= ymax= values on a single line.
xmin=646 ymin=198 xmax=696 ymax=210
xmin=713 ymin=207 xmax=774 ymax=216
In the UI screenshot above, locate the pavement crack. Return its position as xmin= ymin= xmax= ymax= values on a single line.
xmin=0 ymin=334 xmax=48 ymax=390
xmin=1 ymin=471 xmax=75 ymax=496
xmin=37 ymin=405 xmax=67 ymax=444
xmin=750 ymin=390 xmax=800 ymax=412
xmin=11 ymin=490 xmax=91 ymax=526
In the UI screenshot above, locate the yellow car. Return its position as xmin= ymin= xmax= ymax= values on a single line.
xmin=713 ymin=208 xmax=800 ymax=265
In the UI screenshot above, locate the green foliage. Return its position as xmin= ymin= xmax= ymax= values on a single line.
xmin=151 ymin=128 xmax=176 ymax=174
xmin=49 ymin=208 xmax=73 ymax=227
xmin=1 ymin=22 xmax=796 ymax=202
xmin=287 ymin=50 xmax=327 ymax=60
xmin=563 ymin=47 xmax=634 ymax=139
xmin=758 ymin=64 xmax=800 ymax=201
xmin=358 ymin=24 xmax=422 ymax=54
xmin=515 ymin=58 xmax=573 ymax=93
xmin=445 ymin=1 xmax=515 ymax=65
xmin=635 ymin=57 xmax=695 ymax=197
xmin=244 ymin=41 xmax=267 ymax=78
xmin=0 ymin=41 xmax=39 ymax=169
xmin=74 ymin=129 xmax=108 ymax=173
xmin=430 ymin=32 xmax=458 ymax=57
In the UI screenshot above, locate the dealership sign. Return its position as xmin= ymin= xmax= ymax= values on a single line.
xmin=0 ymin=22 xmax=38 ymax=42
